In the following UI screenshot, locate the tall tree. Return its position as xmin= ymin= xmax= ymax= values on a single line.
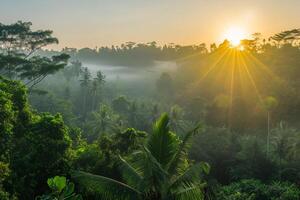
xmin=63 ymin=61 xmax=83 ymax=82
xmin=91 ymin=70 xmax=105 ymax=110
xmin=262 ymin=96 xmax=279 ymax=156
xmin=79 ymin=67 xmax=91 ymax=119
xmin=0 ymin=21 xmax=70 ymax=88
xmin=156 ymin=73 xmax=174 ymax=100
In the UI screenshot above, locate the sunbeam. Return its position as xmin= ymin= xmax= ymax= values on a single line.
xmin=239 ymin=52 xmax=263 ymax=103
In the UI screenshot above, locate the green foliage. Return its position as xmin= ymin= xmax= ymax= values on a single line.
xmin=0 ymin=76 xmax=30 ymax=159
xmin=216 ymin=179 xmax=300 ymax=200
xmin=29 ymin=92 xmax=76 ymax=125
xmin=84 ymin=104 xmax=120 ymax=141
xmin=0 ymin=162 xmax=16 ymax=200
xmin=0 ymin=21 xmax=70 ymax=87
xmin=1 ymin=21 xmax=300 ymax=200
xmin=112 ymin=96 xmax=131 ymax=115
xmin=73 ymin=127 xmax=146 ymax=180
xmin=190 ymin=127 xmax=238 ymax=184
xmin=36 ymin=176 xmax=82 ymax=200
xmin=73 ymin=143 xmax=103 ymax=172
xmin=72 ymin=114 xmax=209 ymax=200
xmin=10 ymin=113 xmax=71 ymax=198
xmin=0 ymin=21 xmax=58 ymax=52
xmin=72 ymin=171 xmax=140 ymax=200
xmin=156 ymin=72 xmax=174 ymax=99
xmin=0 ymin=77 xmax=72 ymax=199
xmin=147 ymin=113 xmax=180 ymax=168
xmin=63 ymin=61 xmax=83 ymax=82
xmin=48 ymin=176 xmax=66 ymax=192
xmin=262 ymin=96 xmax=278 ymax=111
xmin=0 ymin=87 xmax=14 ymax=158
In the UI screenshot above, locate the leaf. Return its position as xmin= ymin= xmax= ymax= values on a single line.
xmin=63 ymin=182 xmax=75 ymax=197
xmin=53 ymin=176 xmax=66 ymax=192
xmin=167 ymin=124 xmax=202 ymax=176
xmin=147 ymin=113 xmax=180 ymax=168
xmin=169 ymin=162 xmax=209 ymax=190
xmin=71 ymin=170 xmax=141 ymax=200
xmin=173 ymin=182 xmax=204 ymax=200
xmin=47 ymin=178 xmax=55 ymax=190
xmin=118 ymin=155 xmax=143 ymax=188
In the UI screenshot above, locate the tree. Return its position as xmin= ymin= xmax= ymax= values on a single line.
xmin=73 ymin=127 xmax=146 ymax=182
xmin=270 ymin=29 xmax=300 ymax=47
xmin=63 ymin=61 xmax=83 ymax=82
xmin=91 ymin=70 xmax=105 ymax=110
xmin=271 ymin=122 xmax=298 ymax=180
xmin=0 ymin=162 xmax=14 ymax=200
xmin=0 ymin=21 xmax=70 ymax=88
xmin=169 ymin=105 xmax=186 ymax=134
xmin=128 ymin=101 xmax=139 ymax=128
xmin=85 ymin=104 xmax=118 ymax=141
xmin=0 ymin=82 xmax=15 ymax=160
xmin=230 ymin=136 xmax=276 ymax=182
xmin=0 ymin=77 xmax=72 ymax=199
xmin=262 ymin=96 xmax=279 ymax=156
xmin=10 ymin=113 xmax=71 ymax=199
xmin=156 ymin=73 xmax=174 ymax=100
xmin=112 ymin=96 xmax=130 ymax=116
xmin=72 ymin=114 xmax=210 ymax=200
xmin=79 ymin=67 xmax=91 ymax=119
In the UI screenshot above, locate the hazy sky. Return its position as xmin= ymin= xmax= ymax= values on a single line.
xmin=1 ymin=0 xmax=300 ymax=49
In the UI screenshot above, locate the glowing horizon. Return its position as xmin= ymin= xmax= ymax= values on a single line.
xmin=1 ymin=0 xmax=300 ymax=50
xmin=223 ymin=26 xmax=249 ymax=47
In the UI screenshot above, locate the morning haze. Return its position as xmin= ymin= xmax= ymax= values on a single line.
xmin=1 ymin=1 xmax=300 ymax=199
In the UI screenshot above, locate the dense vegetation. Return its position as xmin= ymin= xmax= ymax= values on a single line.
xmin=0 ymin=22 xmax=300 ymax=199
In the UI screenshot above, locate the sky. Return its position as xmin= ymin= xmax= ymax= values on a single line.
xmin=1 ymin=0 xmax=300 ymax=50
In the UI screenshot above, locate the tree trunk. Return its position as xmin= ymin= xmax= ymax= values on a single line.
xmin=267 ymin=111 xmax=270 ymax=157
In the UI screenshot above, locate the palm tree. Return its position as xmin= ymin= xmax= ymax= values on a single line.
xmin=271 ymin=122 xmax=298 ymax=180
xmin=128 ymin=101 xmax=138 ymax=128
xmin=80 ymin=67 xmax=91 ymax=119
xmin=91 ymin=71 xmax=105 ymax=110
xmin=72 ymin=114 xmax=210 ymax=200
xmin=169 ymin=105 xmax=192 ymax=136
xmin=85 ymin=104 xmax=118 ymax=141
xmin=262 ymin=96 xmax=278 ymax=156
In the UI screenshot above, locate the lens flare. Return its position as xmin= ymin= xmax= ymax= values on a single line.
xmin=224 ymin=26 xmax=247 ymax=46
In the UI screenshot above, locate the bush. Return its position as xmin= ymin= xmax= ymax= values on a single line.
xmin=36 ymin=176 xmax=82 ymax=200
xmin=216 ymin=179 xmax=300 ymax=200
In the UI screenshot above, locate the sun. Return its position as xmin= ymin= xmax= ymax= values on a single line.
xmin=223 ymin=26 xmax=247 ymax=47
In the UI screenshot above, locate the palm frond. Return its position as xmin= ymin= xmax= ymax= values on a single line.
xmin=118 ymin=155 xmax=144 ymax=189
xmin=141 ymin=146 xmax=168 ymax=191
xmin=167 ymin=124 xmax=203 ymax=176
xmin=170 ymin=162 xmax=210 ymax=189
xmin=173 ymin=182 xmax=205 ymax=200
xmin=71 ymin=170 xmax=141 ymax=200
xmin=147 ymin=113 xmax=180 ymax=168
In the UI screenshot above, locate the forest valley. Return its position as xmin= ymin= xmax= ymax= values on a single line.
xmin=0 ymin=21 xmax=300 ymax=200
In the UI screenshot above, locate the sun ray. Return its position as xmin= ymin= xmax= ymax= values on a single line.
xmin=243 ymin=50 xmax=282 ymax=82
xmin=236 ymin=51 xmax=249 ymax=99
xmin=239 ymin=52 xmax=263 ymax=103
xmin=223 ymin=26 xmax=248 ymax=47
xmin=198 ymin=48 xmax=231 ymax=81
xmin=228 ymin=50 xmax=237 ymax=129
xmin=213 ymin=49 xmax=235 ymax=82
xmin=183 ymin=48 xmax=233 ymax=98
